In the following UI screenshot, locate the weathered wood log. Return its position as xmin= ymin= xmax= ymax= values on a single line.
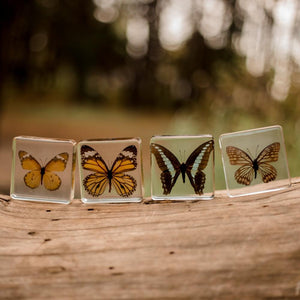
xmin=0 ymin=178 xmax=300 ymax=299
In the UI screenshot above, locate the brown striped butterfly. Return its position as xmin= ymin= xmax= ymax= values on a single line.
xmin=226 ymin=142 xmax=280 ymax=185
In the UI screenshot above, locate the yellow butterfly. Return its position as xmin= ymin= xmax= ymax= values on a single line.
xmin=18 ymin=151 xmax=69 ymax=191
xmin=81 ymin=145 xmax=137 ymax=197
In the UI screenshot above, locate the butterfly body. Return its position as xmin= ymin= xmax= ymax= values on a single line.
xmin=18 ymin=151 xmax=69 ymax=191
xmin=40 ymin=167 xmax=46 ymax=184
xmin=151 ymin=140 xmax=214 ymax=195
xmin=252 ymin=159 xmax=259 ymax=179
xmin=95 ymin=167 xmax=120 ymax=193
xmin=226 ymin=142 xmax=280 ymax=185
xmin=81 ymin=145 xmax=137 ymax=197
xmin=106 ymin=169 xmax=113 ymax=192
xmin=179 ymin=163 xmax=187 ymax=183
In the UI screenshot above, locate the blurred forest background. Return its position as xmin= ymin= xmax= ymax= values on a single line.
xmin=0 ymin=0 xmax=300 ymax=196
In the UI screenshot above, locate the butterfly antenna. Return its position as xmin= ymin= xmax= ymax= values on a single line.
xmin=108 ymin=159 xmax=112 ymax=168
xmin=255 ymin=144 xmax=259 ymax=157
xmin=179 ymin=149 xmax=186 ymax=162
xmin=178 ymin=150 xmax=182 ymax=161
xmin=246 ymin=148 xmax=253 ymax=160
xmin=41 ymin=157 xmax=46 ymax=167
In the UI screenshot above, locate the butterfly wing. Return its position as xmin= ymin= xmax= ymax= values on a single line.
xmin=150 ymin=143 xmax=181 ymax=195
xmin=45 ymin=153 xmax=69 ymax=172
xmin=18 ymin=151 xmax=42 ymax=189
xmin=185 ymin=140 xmax=214 ymax=194
xmin=110 ymin=145 xmax=138 ymax=197
xmin=112 ymin=174 xmax=137 ymax=197
xmin=257 ymin=163 xmax=277 ymax=183
xmin=81 ymin=146 xmax=108 ymax=173
xmin=256 ymin=142 xmax=280 ymax=183
xmin=43 ymin=152 xmax=69 ymax=191
xmin=81 ymin=145 xmax=110 ymax=197
xmin=226 ymin=146 xmax=254 ymax=185
xmin=83 ymin=173 xmax=109 ymax=197
xmin=111 ymin=145 xmax=137 ymax=173
xmin=233 ymin=164 xmax=255 ymax=186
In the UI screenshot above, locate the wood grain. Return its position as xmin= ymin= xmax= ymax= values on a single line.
xmin=0 ymin=178 xmax=300 ymax=299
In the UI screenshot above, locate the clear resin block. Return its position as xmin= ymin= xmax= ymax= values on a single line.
xmin=78 ymin=138 xmax=143 ymax=203
xmin=150 ymin=135 xmax=215 ymax=200
xmin=10 ymin=136 xmax=76 ymax=204
xmin=219 ymin=125 xmax=291 ymax=197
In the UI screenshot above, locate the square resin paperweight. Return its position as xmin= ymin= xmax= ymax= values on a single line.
xmin=219 ymin=125 xmax=291 ymax=197
xmin=150 ymin=135 xmax=215 ymax=200
xmin=78 ymin=138 xmax=143 ymax=203
xmin=10 ymin=136 xmax=76 ymax=204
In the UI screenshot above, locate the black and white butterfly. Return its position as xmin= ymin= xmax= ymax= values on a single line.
xmin=151 ymin=140 xmax=214 ymax=195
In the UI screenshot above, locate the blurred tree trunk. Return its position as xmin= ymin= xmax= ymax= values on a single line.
xmin=0 ymin=0 xmax=19 ymax=143
xmin=128 ymin=0 xmax=163 ymax=109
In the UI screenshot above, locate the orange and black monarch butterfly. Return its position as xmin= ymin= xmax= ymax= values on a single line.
xmin=81 ymin=145 xmax=137 ymax=197
xmin=151 ymin=140 xmax=214 ymax=195
xmin=18 ymin=151 xmax=69 ymax=191
xmin=226 ymin=142 xmax=280 ymax=185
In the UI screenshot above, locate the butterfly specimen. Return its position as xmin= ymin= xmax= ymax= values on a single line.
xmin=81 ymin=145 xmax=137 ymax=197
xmin=226 ymin=142 xmax=280 ymax=185
xmin=18 ymin=151 xmax=69 ymax=191
xmin=151 ymin=140 xmax=214 ymax=195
